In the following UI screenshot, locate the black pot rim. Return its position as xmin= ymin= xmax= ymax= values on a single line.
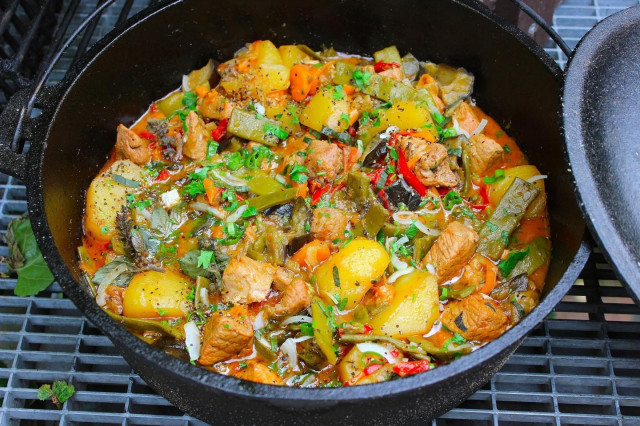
xmin=23 ymin=0 xmax=590 ymax=404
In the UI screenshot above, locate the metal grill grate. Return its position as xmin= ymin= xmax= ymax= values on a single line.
xmin=2 ymin=0 xmax=640 ymax=424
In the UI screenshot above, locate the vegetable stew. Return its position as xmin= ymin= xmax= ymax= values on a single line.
xmin=80 ymin=41 xmax=551 ymax=387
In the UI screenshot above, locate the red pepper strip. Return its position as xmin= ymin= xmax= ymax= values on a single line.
xmin=364 ymin=364 xmax=383 ymax=376
xmin=438 ymin=187 xmax=452 ymax=197
xmin=397 ymin=149 xmax=427 ymax=196
xmin=374 ymin=61 xmax=401 ymax=73
xmin=392 ymin=360 xmax=431 ymax=377
xmin=347 ymin=125 xmax=357 ymax=138
xmin=138 ymin=131 xmax=156 ymax=140
xmin=362 ymin=324 xmax=373 ymax=335
xmin=148 ymin=141 xmax=157 ymax=149
xmin=211 ymin=118 xmax=229 ymax=142
xmin=311 ymin=185 xmax=331 ymax=205
xmin=378 ymin=189 xmax=391 ymax=210
xmin=150 ymin=104 xmax=158 ymax=113
xmin=154 ymin=169 xmax=170 ymax=182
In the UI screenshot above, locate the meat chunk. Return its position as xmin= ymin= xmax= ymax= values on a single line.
xmin=311 ymin=207 xmax=348 ymax=243
xmin=397 ymin=135 xmax=458 ymax=187
xmin=265 ymin=268 xmax=312 ymax=318
xmin=182 ymin=111 xmax=209 ymax=160
xmin=468 ymin=134 xmax=504 ymax=176
xmin=198 ymin=89 xmax=236 ymax=120
xmin=221 ymin=256 xmax=276 ymax=304
xmin=305 ymin=139 xmax=343 ymax=182
xmin=104 ymin=285 xmax=124 ymax=315
xmin=441 ymin=293 xmax=508 ymax=342
xmin=116 ymin=124 xmax=150 ymax=165
xmin=451 ymin=101 xmax=480 ymax=135
xmin=421 ymin=221 xmax=479 ymax=283
xmin=234 ymin=362 xmax=282 ymax=385
xmin=198 ymin=307 xmax=253 ymax=365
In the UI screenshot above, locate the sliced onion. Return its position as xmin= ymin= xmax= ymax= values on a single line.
xmin=226 ymin=204 xmax=248 ymax=224
xmin=356 ymin=342 xmax=398 ymax=364
xmin=452 ymin=118 xmax=471 ymax=138
xmin=526 ymin=174 xmax=548 ymax=184
xmin=471 ymin=118 xmax=488 ymax=136
xmin=425 ymin=262 xmax=436 ymax=275
xmin=281 ymin=336 xmax=313 ymax=371
xmin=275 ymin=174 xmax=287 ymax=185
xmin=189 ymin=202 xmax=226 ymax=220
xmin=380 ymin=126 xmax=399 ymax=140
xmin=280 ymin=315 xmax=313 ymax=326
xmin=254 ymin=102 xmax=266 ymax=116
xmin=388 ymin=266 xmax=415 ymax=284
xmin=356 ymin=139 xmax=364 ymax=157
xmin=392 ymin=211 xmax=416 ymax=225
xmin=137 ymin=208 xmax=152 ymax=221
xmin=396 ymin=236 xmax=409 ymax=246
xmin=253 ymin=311 xmax=266 ymax=330
xmin=199 ymin=288 xmax=209 ymax=307
xmin=184 ymin=321 xmax=201 ymax=361
xmin=390 ymin=254 xmax=409 ymax=272
xmin=96 ymin=282 xmax=109 ymax=307
xmin=211 ymin=169 xmax=250 ymax=189
xmin=414 ymin=220 xmax=441 ymax=237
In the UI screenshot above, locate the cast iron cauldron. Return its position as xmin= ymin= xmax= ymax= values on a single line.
xmin=0 ymin=0 xmax=589 ymax=423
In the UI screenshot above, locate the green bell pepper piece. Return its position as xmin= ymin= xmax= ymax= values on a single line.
xmin=227 ymin=108 xmax=288 ymax=146
xmin=407 ymin=335 xmax=472 ymax=360
xmin=247 ymin=174 xmax=283 ymax=196
xmin=103 ymin=308 xmax=183 ymax=339
xmin=246 ymin=187 xmax=298 ymax=211
xmin=311 ymin=299 xmax=337 ymax=364
xmin=506 ymin=237 xmax=550 ymax=279
xmin=478 ymin=178 xmax=540 ymax=260
xmin=373 ymin=46 xmax=402 ymax=65
xmin=333 ymin=61 xmax=357 ymax=85
xmin=363 ymin=202 xmax=389 ymax=237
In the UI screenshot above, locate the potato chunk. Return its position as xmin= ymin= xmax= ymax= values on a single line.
xmin=85 ymin=160 xmax=144 ymax=241
xmin=370 ymin=271 xmax=439 ymax=338
xmin=122 ymin=270 xmax=190 ymax=319
xmin=315 ymin=238 xmax=389 ymax=310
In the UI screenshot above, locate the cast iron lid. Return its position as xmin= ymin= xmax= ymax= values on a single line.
xmin=564 ymin=5 xmax=640 ymax=303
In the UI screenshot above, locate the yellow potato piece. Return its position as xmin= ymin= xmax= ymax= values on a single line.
xmin=85 ymin=160 xmax=144 ymax=241
xmin=122 ymin=270 xmax=190 ymax=319
xmin=381 ymin=101 xmax=434 ymax=132
xmin=300 ymin=89 xmax=349 ymax=132
xmin=315 ymin=238 xmax=389 ymax=310
xmin=278 ymin=45 xmax=311 ymax=68
xmin=370 ymin=271 xmax=439 ymax=338
xmin=257 ymin=64 xmax=291 ymax=92
xmin=254 ymin=40 xmax=283 ymax=66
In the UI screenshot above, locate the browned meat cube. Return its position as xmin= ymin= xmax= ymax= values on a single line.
xmin=311 ymin=207 xmax=349 ymax=243
xmin=221 ymin=256 xmax=276 ymax=304
xmin=441 ymin=293 xmax=508 ymax=342
xmin=468 ymin=134 xmax=504 ymax=176
xmin=183 ymin=111 xmax=209 ymax=160
xmin=234 ymin=362 xmax=282 ymax=385
xmin=198 ymin=307 xmax=253 ymax=365
xmin=265 ymin=268 xmax=312 ymax=318
xmin=198 ymin=89 xmax=236 ymax=120
xmin=116 ymin=124 xmax=150 ymax=165
xmin=421 ymin=221 xmax=479 ymax=283
xmin=451 ymin=102 xmax=480 ymax=135
xmin=396 ymin=134 xmax=458 ymax=188
xmin=305 ymin=139 xmax=343 ymax=182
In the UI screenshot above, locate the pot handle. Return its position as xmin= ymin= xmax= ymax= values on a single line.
xmin=508 ymin=0 xmax=572 ymax=57
xmin=0 ymin=88 xmax=31 ymax=181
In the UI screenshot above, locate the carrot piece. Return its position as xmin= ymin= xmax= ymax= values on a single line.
xmin=479 ymin=260 xmax=498 ymax=294
xmin=412 ymin=130 xmax=437 ymax=143
xmin=203 ymin=178 xmax=219 ymax=205
xmin=343 ymin=84 xmax=356 ymax=96
xmin=429 ymin=329 xmax=453 ymax=348
xmin=291 ymin=240 xmax=331 ymax=268
xmin=195 ymin=85 xmax=208 ymax=98
xmin=290 ymin=65 xmax=314 ymax=102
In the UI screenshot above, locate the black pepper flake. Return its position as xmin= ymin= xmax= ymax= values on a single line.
xmin=454 ymin=312 xmax=467 ymax=332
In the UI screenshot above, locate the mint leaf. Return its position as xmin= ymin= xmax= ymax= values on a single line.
xmin=4 ymin=217 xmax=54 ymax=297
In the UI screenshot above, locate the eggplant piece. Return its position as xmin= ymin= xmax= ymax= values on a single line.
xmin=384 ymin=177 xmax=421 ymax=210
xmin=422 ymin=61 xmax=474 ymax=107
xmin=264 ymin=201 xmax=294 ymax=220
xmin=362 ymin=134 xmax=387 ymax=167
